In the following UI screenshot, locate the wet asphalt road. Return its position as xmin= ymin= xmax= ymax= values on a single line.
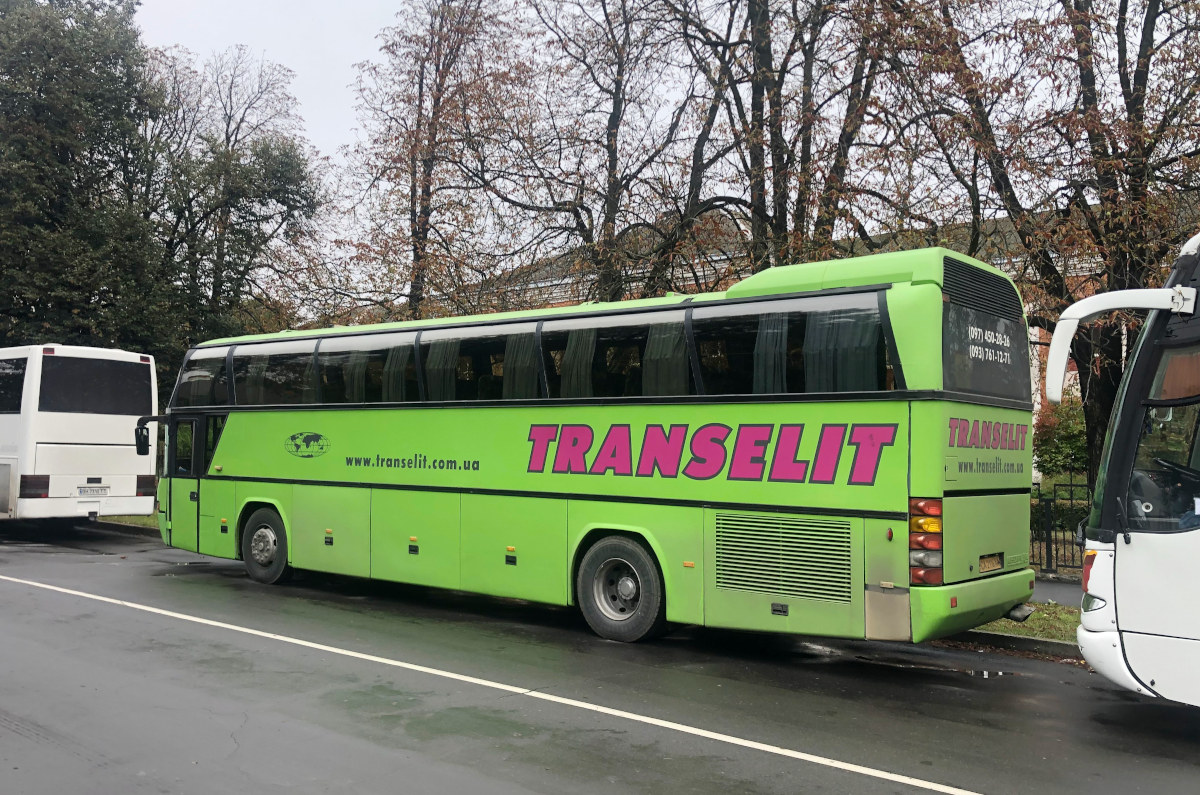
xmin=1 ymin=523 xmax=1198 ymax=795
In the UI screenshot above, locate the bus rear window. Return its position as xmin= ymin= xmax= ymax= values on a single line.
xmin=0 ymin=357 xmax=27 ymax=413
xmin=941 ymin=257 xmax=1031 ymax=402
xmin=942 ymin=304 xmax=1031 ymax=401
xmin=39 ymin=357 xmax=153 ymax=415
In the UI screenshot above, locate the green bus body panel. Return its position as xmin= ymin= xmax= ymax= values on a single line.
xmin=910 ymin=569 xmax=1033 ymax=642
xmin=702 ymin=509 xmax=865 ymax=637
xmin=206 ymin=402 xmax=909 ymax=513
xmin=942 ymin=494 xmax=1031 ymax=583
xmin=168 ymin=476 xmax=199 ymax=552
xmin=198 ymin=478 xmax=237 ymax=558
xmin=370 ymin=490 xmax=459 ymax=588
xmin=885 ymin=284 xmax=944 ymax=389
xmin=291 ymin=485 xmax=371 ymax=577
xmin=461 ymin=495 xmax=568 ymax=604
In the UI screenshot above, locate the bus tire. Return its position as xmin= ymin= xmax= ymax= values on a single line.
xmin=241 ymin=508 xmax=292 ymax=585
xmin=577 ymin=536 xmax=666 ymax=642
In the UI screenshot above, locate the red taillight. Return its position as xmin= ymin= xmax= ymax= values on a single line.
xmin=136 ymin=475 xmax=157 ymax=497
xmin=910 ymin=497 xmax=944 ymax=584
xmin=1082 ymin=550 xmax=1096 ymax=593
xmin=909 ymin=497 xmax=942 ymax=516
xmin=910 ymin=567 xmax=944 ymax=585
xmin=909 ymin=533 xmax=943 ymax=550
xmin=19 ymin=475 xmax=49 ymax=498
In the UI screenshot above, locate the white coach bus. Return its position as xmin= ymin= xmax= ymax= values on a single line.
xmin=0 ymin=345 xmax=158 ymax=522
xmin=1046 ymin=232 xmax=1200 ymax=708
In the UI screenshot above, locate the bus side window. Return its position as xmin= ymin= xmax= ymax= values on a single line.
xmin=0 ymin=357 xmax=27 ymax=413
xmin=231 ymin=341 xmax=317 ymax=406
xmin=173 ymin=421 xmax=196 ymax=477
xmin=205 ymin=415 xmax=226 ymax=473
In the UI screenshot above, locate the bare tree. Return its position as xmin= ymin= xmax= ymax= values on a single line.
xmin=889 ymin=0 xmax=1200 ymax=481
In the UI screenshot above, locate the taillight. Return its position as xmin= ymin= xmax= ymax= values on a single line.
xmin=136 ymin=475 xmax=157 ymax=497
xmin=910 ymin=567 xmax=944 ymax=585
xmin=19 ymin=475 xmax=49 ymax=498
xmin=1082 ymin=550 xmax=1096 ymax=593
xmin=910 ymin=498 xmax=943 ymax=585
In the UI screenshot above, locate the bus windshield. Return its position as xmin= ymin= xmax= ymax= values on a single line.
xmin=39 ymin=356 xmax=154 ymax=416
xmin=1127 ymin=342 xmax=1200 ymax=531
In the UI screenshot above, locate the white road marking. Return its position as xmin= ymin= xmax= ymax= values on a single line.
xmin=0 ymin=573 xmax=979 ymax=794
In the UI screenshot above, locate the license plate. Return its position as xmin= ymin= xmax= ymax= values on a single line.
xmin=979 ymin=553 xmax=1003 ymax=573
xmin=78 ymin=486 xmax=109 ymax=497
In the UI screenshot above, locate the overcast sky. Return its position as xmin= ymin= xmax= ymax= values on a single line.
xmin=135 ymin=1 xmax=400 ymax=158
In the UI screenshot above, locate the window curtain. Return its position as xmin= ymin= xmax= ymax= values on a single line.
xmin=382 ymin=345 xmax=411 ymax=402
xmin=753 ymin=313 xmax=788 ymax=394
xmin=560 ymin=328 xmax=597 ymax=398
xmin=343 ymin=350 xmax=368 ymax=402
xmin=805 ymin=310 xmax=881 ymax=392
xmin=301 ymin=354 xmax=318 ymax=404
xmin=643 ymin=322 xmax=688 ymax=396
xmin=245 ymin=356 xmax=268 ymax=404
xmin=503 ymin=333 xmax=539 ymax=399
xmin=425 ymin=339 xmax=460 ymax=401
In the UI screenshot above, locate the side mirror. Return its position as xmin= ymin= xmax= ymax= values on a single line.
xmin=135 ymin=424 xmax=150 ymax=456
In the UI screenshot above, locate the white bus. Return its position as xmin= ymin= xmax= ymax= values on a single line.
xmin=0 ymin=344 xmax=158 ymax=523
xmin=1046 ymin=232 xmax=1200 ymax=707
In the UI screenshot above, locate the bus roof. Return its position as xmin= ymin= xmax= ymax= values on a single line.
xmin=201 ymin=246 xmax=1005 ymax=347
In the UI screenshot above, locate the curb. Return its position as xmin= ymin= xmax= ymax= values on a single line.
xmin=950 ymin=630 xmax=1083 ymax=660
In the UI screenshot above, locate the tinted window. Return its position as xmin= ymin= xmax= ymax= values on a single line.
xmin=173 ymin=347 xmax=230 ymax=408
xmin=943 ymin=303 xmax=1031 ymax=401
xmin=231 ymin=340 xmax=317 ymax=406
xmin=542 ymin=312 xmax=692 ymax=398
xmin=692 ymin=294 xmax=890 ymax=394
xmin=317 ymin=333 xmax=417 ymax=404
xmin=0 ymin=358 xmax=27 ymax=413
xmin=420 ymin=323 xmax=539 ymax=401
xmin=39 ymin=357 xmax=154 ymax=415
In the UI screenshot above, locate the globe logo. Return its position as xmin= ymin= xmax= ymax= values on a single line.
xmin=285 ymin=431 xmax=330 ymax=459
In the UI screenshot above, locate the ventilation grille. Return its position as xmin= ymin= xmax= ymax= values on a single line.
xmin=942 ymin=257 xmax=1023 ymax=320
xmin=714 ymin=513 xmax=853 ymax=603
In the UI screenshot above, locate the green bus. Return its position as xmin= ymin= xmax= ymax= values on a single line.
xmin=140 ymin=247 xmax=1035 ymax=643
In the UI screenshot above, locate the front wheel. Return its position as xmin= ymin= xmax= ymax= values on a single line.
xmin=576 ymin=536 xmax=666 ymax=642
xmin=241 ymin=508 xmax=292 ymax=585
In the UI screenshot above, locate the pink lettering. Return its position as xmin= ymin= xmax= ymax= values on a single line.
xmin=968 ymin=421 xmax=980 ymax=448
xmin=552 ymin=425 xmax=593 ymax=474
xmin=729 ymin=425 xmax=773 ymax=481
xmin=847 ymin=425 xmax=897 ymax=485
xmin=636 ymin=425 xmax=688 ymax=478
xmin=682 ymin=424 xmax=731 ymax=480
xmin=768 ymin=424 xmax=809 ymax=482
xmin=589 ymin=425 xmax=633 ymax=476
xmin=956 ymin=418 xmax=970 ymax=447
xmin=811 ymin=425 xmax=847 ymax=483
xmin=527 ymin=425 xmax=558 ymax=472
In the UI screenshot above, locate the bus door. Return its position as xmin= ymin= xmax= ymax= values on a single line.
xmin=1118 ymin=351 xmax=1200 ymax=706
xmin=166 ymin=416 xmax=201 ymax=552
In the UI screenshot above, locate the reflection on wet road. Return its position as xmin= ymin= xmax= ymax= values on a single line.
xmin=1 ymin=522 xmax=1198 ymax=794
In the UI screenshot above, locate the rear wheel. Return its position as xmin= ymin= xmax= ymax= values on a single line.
xmin=241 ymin=508 xmax=292 ymax=585
xmin=577 ymin=536 xmax=666 ymax=642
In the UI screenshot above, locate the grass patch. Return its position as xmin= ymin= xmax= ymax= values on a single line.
xmin=100 ymin=514 xmax=159 ymax=528
xmin=980 ymin=601 xmax=1079 ymax=643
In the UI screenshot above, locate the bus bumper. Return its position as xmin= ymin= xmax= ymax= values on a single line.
xmin=910 ymin=569 xmax=1034 ymax=642
xmin=1077 ymin=627 xmax=1149 ymax=697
